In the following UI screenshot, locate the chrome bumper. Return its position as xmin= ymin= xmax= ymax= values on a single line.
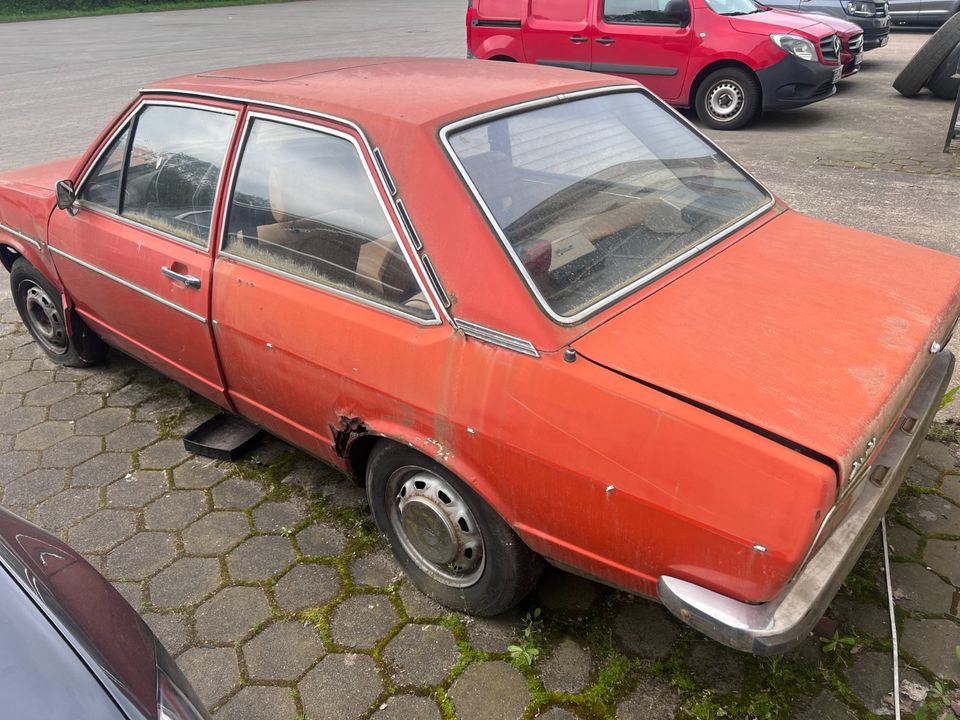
xmin=658 ymin=350 xmax=955 ymax=655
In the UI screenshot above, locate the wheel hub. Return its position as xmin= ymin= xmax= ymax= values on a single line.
xmin=23 ymin=283 xmax=67 ymax=353
xmin=707 ymin=81 xmax=744 ymax=121
xmin=399 ymin=495 xmax=459 ymax=565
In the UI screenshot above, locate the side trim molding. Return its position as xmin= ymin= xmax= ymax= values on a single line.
xmin=592 ymin=62 xmax=678 ymax=76
xmin=455 ymin=319 xmax=539 ymax=357
xmin=0 ymin=222 xmax=42 ymax=250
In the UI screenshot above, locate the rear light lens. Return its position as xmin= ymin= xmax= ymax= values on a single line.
xmin=158 ymin=669 xmax=207 ymax=720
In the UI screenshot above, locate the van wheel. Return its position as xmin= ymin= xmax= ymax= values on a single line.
xmin=366 ymin=441 xmax=543 ymax=616
xmin=695 ymin=68 xmax=760 ymax=130
xmin=10 ymin=259 xmax=106 ymax=367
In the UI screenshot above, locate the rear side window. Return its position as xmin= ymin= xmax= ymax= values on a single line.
xmin=80 ymin=127 xmax=130 ymax=213
xmin=222 ymin=118 xmax=432 ymax=320
xmin=603 ymin=0 xmax=674 ymax=24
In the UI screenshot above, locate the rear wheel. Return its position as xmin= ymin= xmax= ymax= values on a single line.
xmin=10 ymin=259 xmax=106 ymax=367
xmin=366 ymin=441 xmax=543 ymax=616
xmin=694 ymin=68 xmax=761 ymax=131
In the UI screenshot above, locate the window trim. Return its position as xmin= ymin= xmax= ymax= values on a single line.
xmin=217 ymin=111 xmax=442 ymax=327
xmin=74 ymin=99 xmax=239 ymax=252
xmin=438 ymin=85 xmax=776 ymax=325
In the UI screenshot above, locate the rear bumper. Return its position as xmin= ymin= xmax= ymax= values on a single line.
xmin=757 ymin=55 xmax=839 ymax=110
xmin=658 ymin=349 xmax=954 ymax=655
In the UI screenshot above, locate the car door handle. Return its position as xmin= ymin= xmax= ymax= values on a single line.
xmin=569 ymin=35 xmax=589 ymax=43
xmin=596 ymin=37 xmax=616 ymax=45
xmin=161 ymin=266 xmax=201 ymax=289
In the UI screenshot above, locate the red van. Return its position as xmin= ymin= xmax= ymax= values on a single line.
xmin=467 ymin=0 xmax=845 ymax=129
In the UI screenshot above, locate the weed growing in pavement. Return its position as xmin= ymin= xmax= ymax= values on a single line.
xmin=940 ymin=385 xmax=960 ymax=410
xmin=927 ymin=420 xmax=960 ymax=444
xmin=509 ymin=608 xmax=544 ymax=667
xmin=820 ymin=630 xmax=858 ymax=655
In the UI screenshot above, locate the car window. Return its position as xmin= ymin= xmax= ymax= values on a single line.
xmin=603 ymin=0 xmax=676 ymax=24
xmin=448 ymin=91 xmax=770 ymax=320
xmin=80 ymin=127 xmax=130 ymax=213
xmin=222 ymin=118 xmax=432 ymax=320
xmin=120 ymin=105 xmax=234 ymax=247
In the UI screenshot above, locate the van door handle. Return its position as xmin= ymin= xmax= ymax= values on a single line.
xmin=596 ymin=37 xmax=616 ymax=45
xmin=569 ymin=34 xmax=589 ymax=43
xmin=161 ymin=266 xmax=201 ymax=289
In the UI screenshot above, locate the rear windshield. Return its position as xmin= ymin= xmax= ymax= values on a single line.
xmin=446 ymin=91 xmax=771 ymax=321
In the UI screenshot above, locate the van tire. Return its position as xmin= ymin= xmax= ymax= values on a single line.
xmin=694 ymin=68 xmax=760 ymax=131
xmin=893 ymin=12 xmax=960 ymax=96
xmin=925 ymin=40 xmax=960 ymax=99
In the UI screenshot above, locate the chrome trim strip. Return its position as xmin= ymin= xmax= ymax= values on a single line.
xmin=437 ymin=85 xmax=776 ymax=325
xmin=0 ymin=222 xmax=41 ymax=250
xmin=47 ymin=245 xmax=206 ymax=323
xmin=455 ymin=319 xmax=539 ymax=357
xmin=214 ymin=110 xmax=441 ymax=327
xmin=141 ymin=87 xmax=455 ymax=324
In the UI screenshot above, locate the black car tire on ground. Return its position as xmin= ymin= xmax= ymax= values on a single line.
xmin=893 ymin=12 xmax=960 ymax=96
xmin=925 ymin=40 xmax=960 ymax=99
xmin=10 ymin=258 xmax=106 ymax=367
xmin=694 ymin=67 xmax=761 ymax=131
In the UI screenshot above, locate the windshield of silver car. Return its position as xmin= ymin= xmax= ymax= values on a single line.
xmin=446 ymin=91 xmax=771 ymax=320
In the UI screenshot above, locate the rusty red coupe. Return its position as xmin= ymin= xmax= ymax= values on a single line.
xmin=1 ymin=58 xmax=957 ymax=653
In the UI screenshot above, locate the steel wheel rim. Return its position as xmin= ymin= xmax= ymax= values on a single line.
xmin=22 ymin=282 xmax=68 ymax=355
xmin=706 ymin=80 xmax=745 ymax=122
xmin=385 ymin=465 xmax=485 ymax=588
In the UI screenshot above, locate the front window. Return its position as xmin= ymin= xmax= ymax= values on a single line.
xmin=446 ymin=91 xmax=771 ymax=320
xmin=703 ymin=0 xmax=766 ymax=15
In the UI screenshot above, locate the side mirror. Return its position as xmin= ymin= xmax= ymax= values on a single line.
xmin=55 ymin=180 xmax=76 ymax=211
xmin=663 ymin=0 xmax=691 ymax=26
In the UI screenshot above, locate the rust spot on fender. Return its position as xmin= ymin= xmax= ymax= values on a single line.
xmin=331 ymin=416 xmax=367 ymax=457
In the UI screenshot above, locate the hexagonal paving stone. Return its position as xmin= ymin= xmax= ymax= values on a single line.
xmin=383 ymin=623 xmax=459 ymax=686
xmin=107 ymin=470 xmax=167 ymax=507
xmin=1 ymin=468 xmax=66 ymax=509
xmin=142 ymin=610 xmax=190 ymax=655
xmin=465 ymin=610 xmax=521 ymax=654
xmin=74 ymin=407 xmax=132 ymax=436
xmin=0 ymin=406 xmax=43 ymax=434
xmin=138 ymin=439 xmax=191 ymax=470
xmin=296 ymin=523 xmax=348 ymax=557
xmin=41 ymin=435 xmax=102 ymax=468
xmin=215 ymin=685 xmax=298 ymax=720
xmin=169 ymin=404 xmax=219 ymax=438
xmin=886 ymin=521 xmax=921 ymax=558
xmin=828 ymin=596 xmax=890 ymax=638
xmin=923 ymin=538 xmax=960 ymax=586
xmin=901 ymin=494 xmax=960 ymax=535
xmin=398 ymin=584 xmax=445 ymax=620
xmin=80 ymin=371 xmax=132 ymax=395
xmin=72 ymin=452 xmax=134 ymax=487
xmin=0 ymin=394 xmax=22 ymax=414
xmin=48 ymin=393 xmax=102 ymax=421
xmin=226 ymin=535 xmax=296 ymax=581
xmin=23 ymin=381 xmax=78 ymax=407
xmin=33 ymin=488 xmax=100 ymax=532
xmin=793 ymin=692 xmax=858 ymax=720
xmin=272 ymin=563 xmax=341 ymax=611
xmin=143 ymin=489 xmax=208 ymax=530
xmin=67 ymin=509 xmax=137 ymax=554
xmin=536 ymin=567 xmax=597 ymax=611
xmin=195 ymin=586 xmax=272 ymax=644
xmin=901 ymin=619 xmax=960 ymax=682
xmin=615 ymin=675 xmax=681 ymax=720
xmin=942 ymin=476 xmax=960 ymax=505
xmin=686 ymin=642 xmax=747 ymax=695
xmin=536 ymin=709 xmax=580 ymax=720
xmin=135 ymin=393 xmax=190 ymax=421
xmin=0 ymin=359 xmax=32 ymax=381
xmin=613 ymin=601 xmax=680 ymax=659
xmin=349 ymin=549 xmax=401 ymax=587
xmin=329 ymin=594 xmax=400 ymax=649
xmin=13 ymin=420 xmax=73 ymax=450
xmin=0 ymin=450 xmax=40 ymax=484
xmin=449 ymin=661 xmax=530 ymax=720
xmin=891 ymin=562 xmax=956 ymax=614
xmin=149 ymin=556 xmax=222 ymax=607
xmin=540 ymin=638 xmax=591 ymax=694
xmin=105 ymin=531 xmax=177 ymax=581
xmin=104 ymin=382 xmax=154 ymax=408
xmin=242 ymin=620 xmax=325 ymax=682
xmin=844 ymin=651 xmax=928 ymax=715
xmin=172 ymin=457 xmax=228 ymax=489
xmin=110 ymin=581 xmax=142 ymax=609
xmin=182 ymin=510 xmax=250 ymax=555
xmin=2 ymin=370 xmax=54 ymax=394
xmin=104 ymin=422 xmax=160 ymax=452
xmin=211 ymin=476 xmax=265 ymax=509
xmin=918 ymin=441 xmax=957 ymax=471
xmin=177 ymin=646 xmax=241 ymax=709
xmin=371 ymin=695 xmax=442 ymax=720
xmin=300 ymin=654 xmax=383 ymax=720
xmin=252 ymin=498 xmax=308 ymax=533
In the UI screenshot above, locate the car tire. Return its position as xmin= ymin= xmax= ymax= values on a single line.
xmin=694 ymin=68 xmax=761 ymax=131
xmin=925 ymin=40 xmax=960 ymax=99
xmin=10 ymin=258 xmax=106 ymax=367
xmin=893 ymin=12 xmax=960 ymax=96
xmin=366 ymin=441 xmax=543 ymax=616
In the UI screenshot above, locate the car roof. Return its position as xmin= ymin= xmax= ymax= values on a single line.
xmin=142 ymin=57 xmax=631 ymax=129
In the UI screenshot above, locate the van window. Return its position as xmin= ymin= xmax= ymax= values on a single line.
xmin=603 ymin=0 xmax=675 ymax=24
xmin=530 ymin=0 xmax=587 ymax=22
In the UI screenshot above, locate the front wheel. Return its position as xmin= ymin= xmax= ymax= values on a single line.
xmin=10 ymin=258 xmax=106 ymax=367
xmin=694 ymin=68 xmax=761 ymax=131
xmin=366 ymin=442 xmax=543 ymax=616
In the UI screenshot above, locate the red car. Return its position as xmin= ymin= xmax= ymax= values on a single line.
xmin=1 ymin=58 xmax=958 ymax=654
xmin=793 ymin=11 xmax=865 ymax=76
xmin=467 ymin=0 xmax=847 ymax=129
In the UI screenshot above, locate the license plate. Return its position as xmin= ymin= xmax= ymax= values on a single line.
xmin=832 ymin=66 xmax=843 ymax=83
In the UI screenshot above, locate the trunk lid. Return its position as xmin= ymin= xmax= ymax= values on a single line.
xmin=573 ymin=211 xmax=960 ymax=480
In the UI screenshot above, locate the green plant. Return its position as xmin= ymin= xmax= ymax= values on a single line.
xmin=508 ymin=607 xmax=543 ymax=667
xmin=941 ymin=385 xmax=960 ymax=410
xmin=279 ymin=525 xmax=294 ymax=537
xmin=820 ymin=630 xmax=857 ymax=654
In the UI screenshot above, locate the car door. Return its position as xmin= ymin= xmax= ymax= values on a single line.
xmin=211 ymin=110 xmax=444 ymax=462
xmin=47 ymin=99 xmax=241 ymax=405
xmin=522 ymin=0 xmax=594 ymax=69
xmin=888 ymin=0 xmax=920 ymax=24
xmin=591 ymin=0 xmax=694 ymax=102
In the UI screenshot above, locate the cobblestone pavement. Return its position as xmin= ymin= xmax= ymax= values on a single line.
xmin=0 ymin=285 xmax=959 ymax=720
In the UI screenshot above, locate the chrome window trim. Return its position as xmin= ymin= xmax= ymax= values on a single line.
xmin=0 ymin=222 xmax=42 ymax=250
xmin=455 ymin=319 xmax=539 ymax=357
xmin=437 ymin=85 xmax=776 ymax=325
xmin=216 ymin=110 xmax=441 ymax=326
xmin=74 ymin=99 xmax=239 ymax=251
xmin=47 ymin=245 xmax=206 ymax=323
xmin=142 ymin=87 xmax=454 ymax=325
